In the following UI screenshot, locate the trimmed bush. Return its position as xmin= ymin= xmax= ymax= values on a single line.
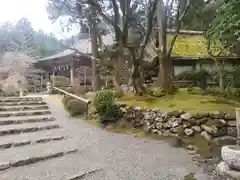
xmin=93 ymin=89 xmax=118 ymax=124
xmin=53 ymin=76 xmax=70 ymax=87
xmin=65 ymin=99 xmax=87 ymax=117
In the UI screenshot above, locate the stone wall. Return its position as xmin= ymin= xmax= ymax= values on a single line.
xmin=120 ymin=106 xmax=237 ymax=146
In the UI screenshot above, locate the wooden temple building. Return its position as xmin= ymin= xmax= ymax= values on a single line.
xmin=34 ymin=33 xmax=114 ymax=86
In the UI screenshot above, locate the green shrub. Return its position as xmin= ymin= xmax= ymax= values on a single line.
xmin=65 ymin=99 xmax=87 ymax=117
xmin=93 ymin=89 xmax=114 ymax=115
xmin=93 ymin=89 xmax=118 ymax=124
xmin=53 ymin=76 xmax=70 ymax=87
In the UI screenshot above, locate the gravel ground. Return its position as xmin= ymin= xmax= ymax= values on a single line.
xmin=0 ymin=95 xmax=214 ymax=180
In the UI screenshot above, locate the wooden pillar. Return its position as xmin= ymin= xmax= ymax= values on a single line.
xmin=70 ymin=60 xmax=76 ymax=85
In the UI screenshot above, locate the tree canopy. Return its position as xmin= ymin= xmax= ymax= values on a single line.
xmin=0 ymin=18 xmax=63 ymax=58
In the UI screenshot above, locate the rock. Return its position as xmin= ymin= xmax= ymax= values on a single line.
xmin=228 ymin=127 xmax=237 ymax=137
xmin=225 ymin=111 xmax=236 ymax=120
xmin=151 ymin=129 xmax=158 ymax=134
xmin=195 ymin=117 xmax=209 ymax=125
xmin=163 ymin=130 xmax=171 ymax=137
xmin=150 ymin=124 xmax=155 ymax=129
xmin=180 ymin=112 xmax=192 ymax=120
xmin=184 ymin=128 xmax=194 ymax=136
xmin=167 ymin=110 xmax=185 ymax=117
xmin=182 ymin=121 xmax=191 ymax=128
xmin=200 ymin=131 xmax=212 ymax=143
xmin=194 ymin=111 xmax=209 ymax=119
xmin=143 ymin=121 xmax=151 ymax=132
xmin=209 ymin=111 xmax=225 ymax=119
xmin=157 ymin=130 xmax=163 ymax=136
xmin=155 ymin=117 xmax=164 ymax=122
xmin=201 ymin=124 xmax=218 ymax=135
xmin=144 ymin=113 xmax=152 ymax=120
xmin=155 ymin=122 xmax=163 ymax=130
xmin=213 ymin=136 xmax=237 ymax=146
xmin=170 ymin=126 xmax=183 ymax=133
xmin=217 ymin=161 xmax=240 ymax=179
xmin=222 ymin=146 xmax=240 ymax=171
xmin=163 ymin=122 xmax=172 ymax=129
xmin=228 ymin=121 xmax=236 ymax=127
xmin=219 ymin=119 xmax=227 ymax=126
xmin=187 ymin=145 xmax=195 ymax=150
xmin=192 ymin=126 xmax=201 ymax=133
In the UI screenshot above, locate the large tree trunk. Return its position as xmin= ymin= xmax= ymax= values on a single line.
xmin=89 ymin=13 xmax=101 ymax=91
xmin=216 ymin=60 xmax=225 ymax=93
xmin=129 ymin=48 xmax=146 ymax=95
xmin=158 ymin=54 xmax=173 ymax=92
xmin=112 ymin=58 xmax=123 ymax=93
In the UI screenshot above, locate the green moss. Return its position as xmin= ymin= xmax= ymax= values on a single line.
xmin=118 ymin=89 xmax=240 ymax=111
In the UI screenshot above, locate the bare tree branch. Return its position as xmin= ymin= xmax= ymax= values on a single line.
xmin=168 ymin=0 xmax=190 ymax=56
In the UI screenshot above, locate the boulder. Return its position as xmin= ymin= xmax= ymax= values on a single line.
xmin=192 ymin=126 xmax=202 ymax=133
xmin=167 ymin=110 xmax=185 ymax=117
xmin=228 ymin=121 xmax=236 ymax=127
xmin=225 ymin=111 xmax=236 ymax=120
xmin=155 ymin=117 xmax=164 ymax=122
xmin=217 ymin=161 xmax=240 ymax=179
xmin=201 ymin=124 xmax=218 ymax=135
xmin=219 ymin=119 xmax=227 ymax=126
xmin=209 ymin=111 xmax=225 ymax=119
xmin=200 ymin=131 xmax=212 ymax=143
xmin=182 ymin=121 xmax=191 ymax=128
xmin=213 ymin=136 xmax=237 ymax=146
xmin=180 ymin=112 xmax=192 ymax=120
xmin=228 ymin=127 xmax=237 ymax=137
xmin=151 ymin=129 xmax=159 ymax=134
xmin=195 ymin=117 xmax=209 ymax=125
xmin=162 ymin=130 xmax=171 ymax=137
xmin=193 ymin=111 xmax=209 ymax=119
xmin=143 ymin=121 xmax=151 ymax=133
xmin=222 ymin=146 xmax=240 ymax=171
xmin=170 ymin=126 xmax=183 ymax=133
xmin=157 ymin=130 xmax=163 ymax=136
xmin=184 ymin=128 xmax=194 ymax=136
xmin=155 ymin=122 xmax=163 ymax=130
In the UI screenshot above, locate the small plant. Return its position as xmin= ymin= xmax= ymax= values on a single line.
xmin=93 ymin=89 xmax=118 ymax=124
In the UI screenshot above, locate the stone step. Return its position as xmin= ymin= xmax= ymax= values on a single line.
xmin=0 ymin=101 xmax=46 ymax=106
xmin=0 ymin=121 xmax=60 ymax=136
xmin=0 ymin=110 xmax=51 ymax=118
xmin=0 ymin=139 xmax=78 ymax=171
xmin=0 ymin=105 xmax=49 ymax=112
xmin=0 ymin=115 xmax=55 ymax=126
xmin=0 ymin=151 xmax=103 ymax=180
xmin=0 ymin=97 xmax=43 ymax=103
xmin=0 ymin=128 xmax=68 ymax=150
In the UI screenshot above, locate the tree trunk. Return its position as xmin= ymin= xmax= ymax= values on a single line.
xmin=158 ymin=54 xmax=173 ymax=92
xmin=112 ymin=58 xmax=123 ymax=93
xmin=89 ymin=12 xmax=101 ymax=91
xmin=217 ymin=61 xmax=225 ymax=93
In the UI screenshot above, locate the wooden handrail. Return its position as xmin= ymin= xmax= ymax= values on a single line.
xmin=53 ymin=87 xmax=91 ymax=104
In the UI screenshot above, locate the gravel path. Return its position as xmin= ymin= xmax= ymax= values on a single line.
xmin=0 ymin=95 xmax=211 ymax=180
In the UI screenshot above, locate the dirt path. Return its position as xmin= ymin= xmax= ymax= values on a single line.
xmin=0 ymin=95 xmax=210 ymax=180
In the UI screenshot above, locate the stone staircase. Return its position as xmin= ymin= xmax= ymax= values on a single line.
xmin=0 ymin=97 xmax=78 ymax=172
